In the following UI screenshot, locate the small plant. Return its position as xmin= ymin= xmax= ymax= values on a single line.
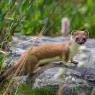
xmin=9 ymin=83 xmax=55 ymax=95
xmin=0 ymin=51 xmax=7 ymax=73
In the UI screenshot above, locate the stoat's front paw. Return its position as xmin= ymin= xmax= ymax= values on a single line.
xmin=71 ymin=60 xmax=79 ymax=65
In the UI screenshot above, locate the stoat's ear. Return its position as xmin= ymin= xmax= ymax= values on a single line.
xmin=71 ymin=30 xmax=74 ymax=35
xmin=70 ymin=30 xmax=77 ymax=36
xmin=84 ymin=30 xmax=89 ymax=38
xmin=70 ymin=30 xmax=76 ymax=40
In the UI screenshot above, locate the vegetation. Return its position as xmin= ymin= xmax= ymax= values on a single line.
xmin=0 ymin=0 xmax=95 ymax=37
xmin=13 ymin=84 xmax=55 ymax=95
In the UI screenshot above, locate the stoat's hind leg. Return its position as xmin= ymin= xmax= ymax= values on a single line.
xmin=23 ymin=55 xmax=38 ymax=75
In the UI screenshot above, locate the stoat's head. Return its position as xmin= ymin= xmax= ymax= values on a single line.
xmin=71 ymin=30 xmax=89 ymax=45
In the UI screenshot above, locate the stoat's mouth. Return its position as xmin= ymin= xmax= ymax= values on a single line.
xmin=77 ymin=42 xmax=85 ymax=45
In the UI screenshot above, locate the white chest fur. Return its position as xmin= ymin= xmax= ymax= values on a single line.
xmin=73 ymin=45 xmax=93 ymax=67
xmin=69 ymin=42 xmax=80 ymax=59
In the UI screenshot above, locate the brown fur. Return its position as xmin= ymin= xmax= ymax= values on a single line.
xmin=1 ymin=43 xmax=70 ymax=78
xmin=0 ymin=30 xmax=88 ymax=82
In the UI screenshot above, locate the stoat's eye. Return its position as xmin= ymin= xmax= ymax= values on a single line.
xmin=83 ymin=38 xmax=86 ymax=42
xmin=75 ymin=37 xmax=79 ymax=41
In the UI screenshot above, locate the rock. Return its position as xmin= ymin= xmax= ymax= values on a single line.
xmin=13 ymin=75 xmax=28 ymax=88
xmin=3 ymin=35 xmax=95 ymax=95
xmin=58 ymin=83 xmax=92 ymax=95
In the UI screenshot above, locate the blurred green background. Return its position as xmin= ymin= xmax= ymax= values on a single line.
xmin=0 ymin=0 xmax=95 ymax=37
